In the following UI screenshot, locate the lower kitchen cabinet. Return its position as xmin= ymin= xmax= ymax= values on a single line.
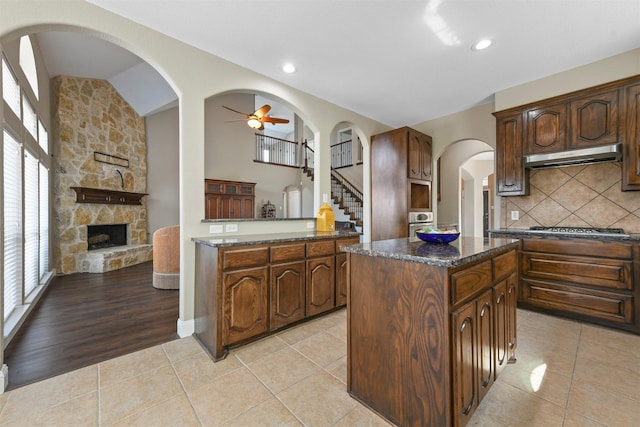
xmin=270 ymin=260 xmax=305 ymax=329
xmin=306 ymin=256 xmax=335 ymax=316
xmin=194 ymin=234 xmax=360 ymax=360
xmin=519 ymin=237 xmax=638 ymax=331
xmin=222 ymin=266 xmax=269 ymax=346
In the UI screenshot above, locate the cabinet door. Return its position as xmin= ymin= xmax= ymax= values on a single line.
xmin=335 ymin=253 xmax=348 ymax=306
xmin=452 ymin=301 xmax=477 ymax=427
xmin=270 ymin=261 xmax=306 ymax=329
xmin=408 ymin=130 xmax=432 ymax=181
xmin=306 ymin=256 xmax=335 ymax=316
xmin=506 ymin=274 xmax=518 ymax=363
xmin=240 ymin=196 xmax=255 ymax=218
xmin=525 ymin=103 xmax=567 ymax=154
xmin=493 ymin=280 xmax=508 ymax=378
xmin=222 ymin=266 xmax=269 ymax=345
xmin=205 ymin=194 xmax=221 ymax=219
xmin=569 ymin=89 xmax=619 ymax=149
xmin=220 ymin=196 xmax=243 ymax=218
xmin=476 ymin=289 xmax=494 ymax=402
xmin=496 ymin=112 xmax=528 ymax=196
xmin=623 ymin=83 xmax=640 ymax=190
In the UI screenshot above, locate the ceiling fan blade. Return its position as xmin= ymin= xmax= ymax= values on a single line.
xmin=222 ymin=105 xmax=250 ymax=116
xmin=253 ymin=104 xmax=271 ymax=118
xmin=262 ymin=116 xmax=290 ymax=124
xmin=224 ymin=119 xmax=248 ymax=123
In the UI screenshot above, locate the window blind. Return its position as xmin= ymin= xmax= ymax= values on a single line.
xmin=3 ymin=130 xmax=23 ymax=320
xmin=39 ymin=163 xmax=49 ymax=280
xmin=24 ymin=151 xmax=39 ymax=297
xmin=2 ymin=59 xmax=21 ymax=118
xmin=22 ymin=94 xmax=38 ymax=140
xmin=38 ymin=120 xmax=48 ymax=154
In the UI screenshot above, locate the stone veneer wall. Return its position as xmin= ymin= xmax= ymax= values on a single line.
xmin=53 ymin=76 xmax=151 ymax=274
xmin=502 ymin=161 xmax=640 ymax=233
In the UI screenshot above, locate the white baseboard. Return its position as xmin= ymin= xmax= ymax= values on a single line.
xmin=177 ymin=318 xmax=194 ymax=337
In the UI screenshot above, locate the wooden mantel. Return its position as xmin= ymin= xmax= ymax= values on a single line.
xmin=71 ymin=187 xmax=148 ymax=205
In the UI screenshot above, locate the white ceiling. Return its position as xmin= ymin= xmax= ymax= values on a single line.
xmin=37 ymin=1 xmax=640 ymax=128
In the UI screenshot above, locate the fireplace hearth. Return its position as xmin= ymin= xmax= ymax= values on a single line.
xmin=87 ymin=224 xmax=127 ymax=251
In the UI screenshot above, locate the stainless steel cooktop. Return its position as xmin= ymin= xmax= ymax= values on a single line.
xmin=528 ymin=226 xmax=629 ymax=237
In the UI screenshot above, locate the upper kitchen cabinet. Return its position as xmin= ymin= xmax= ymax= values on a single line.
xmin=622 ymin=82 xmax=640 ymax=190
xmin=525 ymin=102 xmax=567 ymax=155
xmin=494 ymin=111 xmax=529 ymax=196
xmin=495 ymin=75 xmax=640 ymax=196
xmin=371 ymin=127 xmax=433 ymax=241
xmin=569 ymin=89 xmax=620 ymax=149
xmin=408 ymin=129 xmax=432 ymax=181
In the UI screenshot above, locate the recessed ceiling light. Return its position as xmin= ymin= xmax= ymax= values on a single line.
xmin=471 ymin=38 xmax=493 ymax=51
xmin=282 ymin=63 xmax=296 ymax=73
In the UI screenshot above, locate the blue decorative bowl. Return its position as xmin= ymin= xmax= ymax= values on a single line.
xmin=415 ymin=230 xmax=460 ymax=244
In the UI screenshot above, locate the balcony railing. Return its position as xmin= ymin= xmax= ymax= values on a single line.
xmin=254 ymin=134 xmax=299 ymax=167
xmin=331 ymin=140 xmax=353 ymax=169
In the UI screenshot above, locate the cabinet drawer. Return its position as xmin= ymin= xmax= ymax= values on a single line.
xmin=493 ymin=249 xmax=516 ymax=282
xmin=336 ymin=237 xmax=360 ymax=253
xmin=270 ymin=243 xmax=306 ymax=263
xmin=522 ymin=238 xmax=632 ymax=260
xmin=307 ymin=240 xmax=335 ymax=257
xmin=222 ymin=246 xmax=269 ymax=270
xmin=450 ymin=260 xmax=492 ymax=305
xmin=522 ymin=253 xmax=632 ymax=290
xmin=522 ymin=279 xmax=634 ymax=324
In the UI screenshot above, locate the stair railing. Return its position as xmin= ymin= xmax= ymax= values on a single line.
xmin=331 ymin=168 xmax=363 ymax=225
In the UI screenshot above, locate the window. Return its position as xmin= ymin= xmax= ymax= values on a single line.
xmin=2 ymin=58 xmax=20 ymax=117
xmin=2 ymin=45 xmax=52 ymax=335
xmin=3 ymin=130 xmax=23 ymax=320
xmin=19 ymin=35 xmax=39 ymax=100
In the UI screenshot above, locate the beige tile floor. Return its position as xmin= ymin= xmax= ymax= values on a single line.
xmin=0 ymin=308 xmax=639 ymax=426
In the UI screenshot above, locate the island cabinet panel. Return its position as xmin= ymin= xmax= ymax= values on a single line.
xmin=335 ymin=237 xmax=359 ymax=306
xmin=194 ymin=234 xmax=358 ymax=361
xmin=348 ymin=245 xmax=518 ymax=427
xmin=519 ymin=237 xmax=637 ymax=330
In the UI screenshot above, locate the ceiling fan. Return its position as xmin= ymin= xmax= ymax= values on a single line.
xmin=222 ymin=104 xmax=289 ymax=131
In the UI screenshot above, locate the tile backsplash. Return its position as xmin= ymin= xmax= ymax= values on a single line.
xmin=502 ymin=162 xmax=640 ymax=233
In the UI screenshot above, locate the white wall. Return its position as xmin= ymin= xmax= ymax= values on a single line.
xmin=460 ymin=159 xmax=493 ymax=237
xmin=146 ymin=107 xmax=179 ymax=236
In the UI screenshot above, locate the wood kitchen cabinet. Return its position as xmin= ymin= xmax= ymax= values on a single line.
xmin=519 ymin=237 xmax=637 ymax=331
xmin=194 ymin=233 xmax=359 ymax=360
xmin=205 ymin=179 xmax=255 ymax=219
xmin=495 ymin=112 xmax=528 ymax=196
xmin=569 ymin=89 xmax=619 ymax=149
xmin=348 ymin=241 xmax=518 ymax=427
xmin=408 ymin=129 xmax=432 ymax=181
xmin=371 ymin=127 xmax=433 ymax=240
xmin=623 ymin=82 xmax=640 ymax=190
xmin=495 ymin=75 xmax=639 ymax=196
xmin=525 ymin=102 xmax=567 ymax=155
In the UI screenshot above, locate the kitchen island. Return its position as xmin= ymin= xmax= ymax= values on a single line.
xmin=342 ymin=236 xmax=520 ymax=427
xmin=192 ymin=230 xmax=360 ymax=361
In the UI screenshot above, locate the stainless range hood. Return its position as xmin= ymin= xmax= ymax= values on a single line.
xmin=524 ymin=143 xmax=622 ymax=169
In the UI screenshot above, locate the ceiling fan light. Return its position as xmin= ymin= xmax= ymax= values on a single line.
xmin=247 ymin=117 xmax=262 ymax=129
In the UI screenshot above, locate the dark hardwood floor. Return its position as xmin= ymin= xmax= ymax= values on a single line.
xmin=3 ymin=261 xmax=179 ymax=390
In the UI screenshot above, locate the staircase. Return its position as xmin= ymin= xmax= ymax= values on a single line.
xmin=302 ymin=140 xmax=363 ymax=227
xmin=302 ymin=165 xmax=363 ymax=227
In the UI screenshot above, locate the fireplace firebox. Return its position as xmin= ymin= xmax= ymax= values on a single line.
xmin=87 ymin=224 xmax=128 ymax=251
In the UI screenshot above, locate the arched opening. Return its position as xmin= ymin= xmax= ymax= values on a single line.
xmin=436 ymin=139 xmax=494 ymax=236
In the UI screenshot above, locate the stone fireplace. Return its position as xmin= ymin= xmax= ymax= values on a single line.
xmin=53 ymin=76 xmax=152 ymax=274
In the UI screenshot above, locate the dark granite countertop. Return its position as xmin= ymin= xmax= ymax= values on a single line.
xmin=192 ymin=230 xmax=361 ymax=248
xmin=489 ymin=228 xmax=640 ymax=242
xmin=201 ymin=217 xmax=316 ymax=223
xmin=341 ymin=236 xmax=519 ymax=268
